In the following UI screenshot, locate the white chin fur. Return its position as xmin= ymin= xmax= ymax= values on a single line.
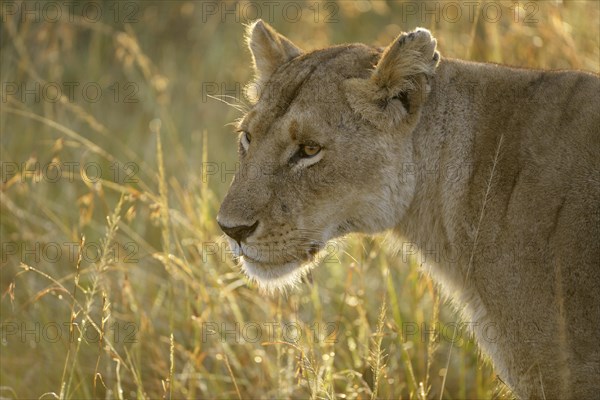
xmin=224 ymin=237 xmax=320 ymax=292
xmin=240 ymin=257 xmax=314 ymax=293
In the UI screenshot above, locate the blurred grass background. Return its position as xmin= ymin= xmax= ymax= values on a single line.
xmin=1 ymin=1 xmax=598 ymax=399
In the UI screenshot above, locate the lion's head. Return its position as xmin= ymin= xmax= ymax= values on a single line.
xmin=217 ymin=20 xmax=439 ymax=290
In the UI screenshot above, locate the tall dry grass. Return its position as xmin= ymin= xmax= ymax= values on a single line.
xmin=1 ymin=1 xmax=598 ymax=398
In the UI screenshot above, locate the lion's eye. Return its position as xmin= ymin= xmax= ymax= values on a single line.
xmin=300 ymin=143 xmax=321 ymax=158
xmin=240 ymin=131 xmax=251 ymax=151
xmin=288 ymin=141 xmax=323 ymax=167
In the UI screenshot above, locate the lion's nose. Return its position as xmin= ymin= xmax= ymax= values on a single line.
xmin=218 ymin=220 xmax=259 ymax=244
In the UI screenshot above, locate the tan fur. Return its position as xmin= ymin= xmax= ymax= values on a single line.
xmin=218 ymin=20 xmax=600 ymax=399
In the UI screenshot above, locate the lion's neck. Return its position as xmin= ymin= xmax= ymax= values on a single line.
xmin=396 ymin=58 xmax=540 ymax=264
xmin=396 ymin=59 xmax=475 ymax=260
xmin=390 ymin=59 xmax=505 ymax=351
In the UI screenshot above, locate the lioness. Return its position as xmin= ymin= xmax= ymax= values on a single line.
xmin=217 ymin=20 xmax=600 ymax=399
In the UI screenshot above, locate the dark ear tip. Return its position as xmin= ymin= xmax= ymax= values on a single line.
xmin=252 ymin=19 xmax=265 ymax=29
xmin=247 ymin=19 xmax=270 ymax=39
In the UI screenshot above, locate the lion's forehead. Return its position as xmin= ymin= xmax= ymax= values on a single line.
xmin=246 ymin=45 xmax=380 ymax=136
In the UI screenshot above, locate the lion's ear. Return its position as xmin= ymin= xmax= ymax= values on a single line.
xmin=344 ymin=28 xmax=440 ymax=130
xmin=246 ymin=19 xmax=303 ymax=90
xmin=373 ymin=28 xmax=439 ymax=94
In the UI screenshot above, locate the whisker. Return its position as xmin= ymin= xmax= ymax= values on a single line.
xmin=206 ymin=94 xmax=248 ymax=113
xmin=217 ymin=94 xmax=250 ymax=106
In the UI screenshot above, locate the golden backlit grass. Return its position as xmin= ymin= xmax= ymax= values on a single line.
xmin=1 ymin=1 xmax=598 ymax=399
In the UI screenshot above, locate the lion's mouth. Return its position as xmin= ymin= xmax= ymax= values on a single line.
xmin=237 ymin=240 xmax=322 ymax=266
xmin=239 ymin=255 xmax=307 ymax=291
xmin=239 ymin=252 xmax=299 ymax=266
xmin=233 ymin=241 xmax=325 ymax=291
